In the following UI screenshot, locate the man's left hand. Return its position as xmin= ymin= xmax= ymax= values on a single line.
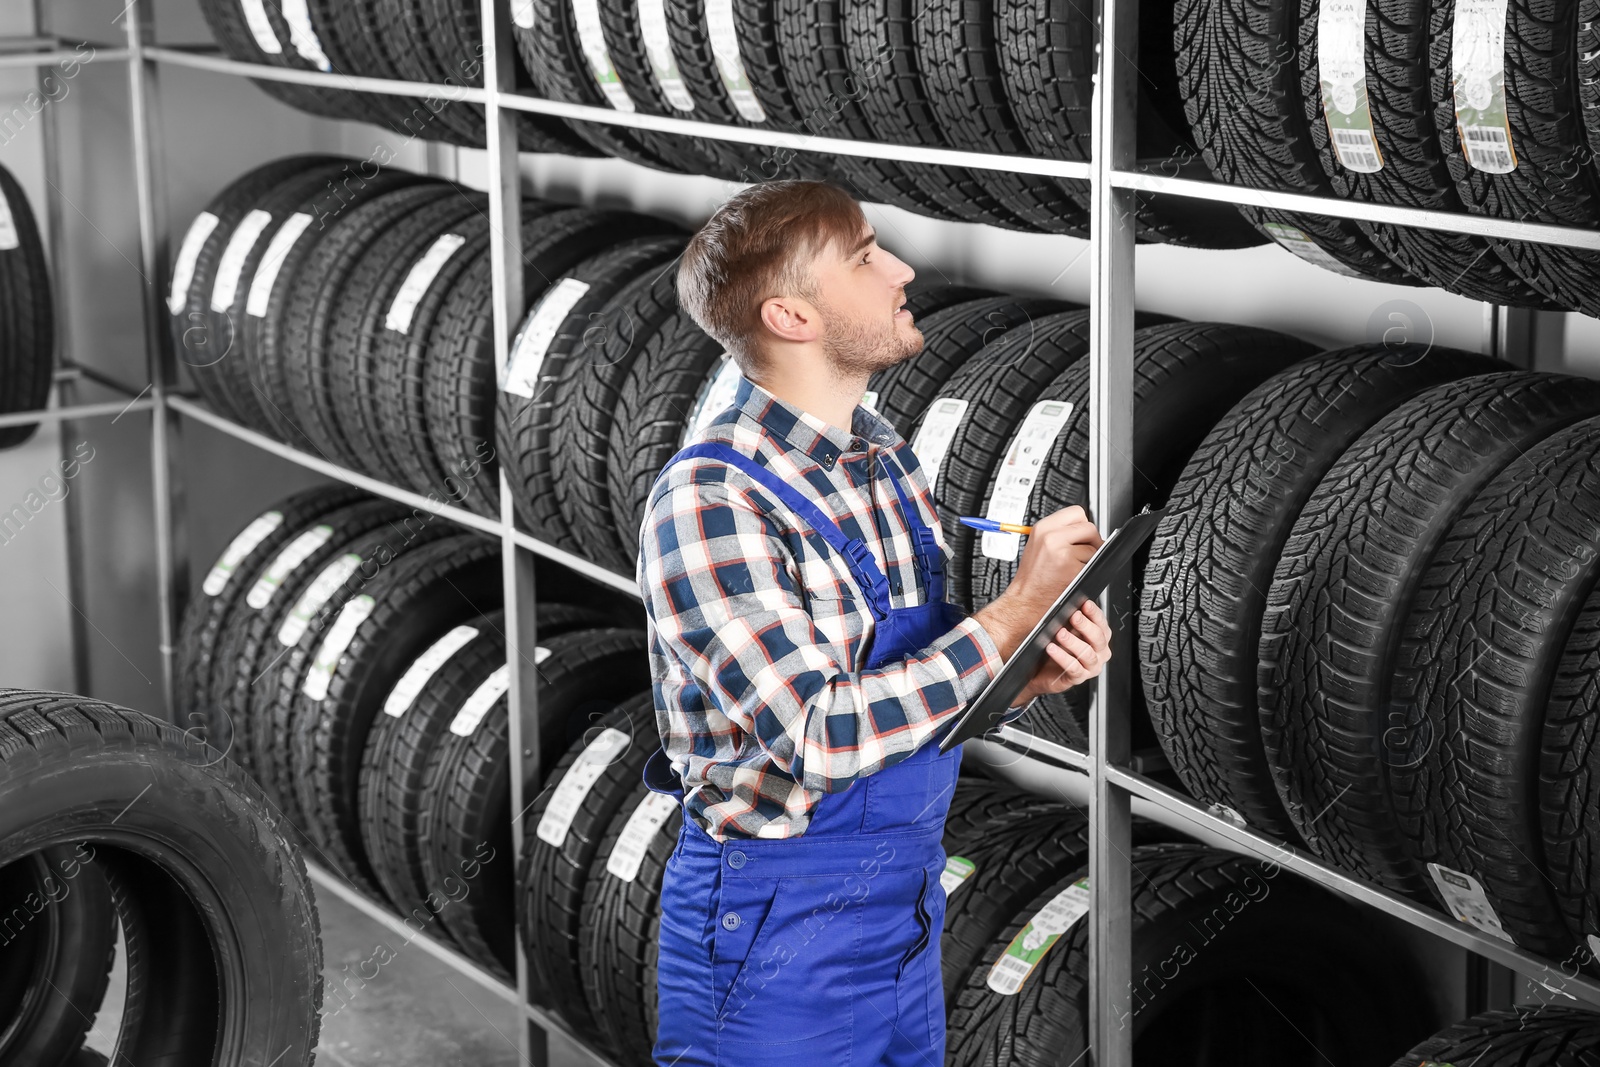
xmin=1009 ymin=599 xmax=1113 ymax=708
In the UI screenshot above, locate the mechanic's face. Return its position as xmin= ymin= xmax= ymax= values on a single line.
xmin=806 ymin=222 xmax=922 ymax=375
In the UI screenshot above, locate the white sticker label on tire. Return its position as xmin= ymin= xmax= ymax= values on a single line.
xmin=1261 ymin=222 xmax=1368 ymax=279
xmin=1452 ymin=0 xmax=1515 ymax=173
xmin=1588 ymin=935 xmax=1600 ymax=965
xmin=536 ymin=727 xmax=633 ymax=847
xmin=277 ymin=551 xmax=361 ymax=646
xmin=639 ymin=0 xmax=695 ymax=111
xmin=383 ymin=625 xmax=480 ymax=717
xmin=247 ymin=523 xmax=335 ymax=609
xmin=681 ymin=353 xmax=743 ymax=446
xmin=280 ymin=0 xmax=333 ymax=71
xmin=209 ymin=208 xmax=275 ymax=312
xmin=572 ymin=0 xmax=637 ymax=112
xmin=0 ymin=184 xmax=18 ymax=251
xmin=386 ymin=233 xmax=466 ymax=334
xmin=168 ymin=211 xmax=220 ymax=315
xmin=449 ymin=661 xmax=516 ymax=736
xmin=860 ymin=390 xmax=879 ymax=411
xmin=910 ymin=397 xmax=969 ymax=498
xmin=705 ymin=0 xmax=766 ymax=122
xmin=503 ymin=277 xmax=592 ymax=396
xmin=1317 ymin=0 xmax=1383 ymax=173
xmin=982 ymin=400 xmax=1073 ymax=561
xmin=941 ymin=855 xmax=976 ymax=897
xmin=512 ymin=0 xmax=535 ymax=28
xmin=1427 ymin=863 xmax=1513 ymax=942
xmin=606 ymin=790 xmax=679 ymax=882
xmin=246 ymin=211 xmax=314 ymax=317
xmin=239 ymin=0 xmax=284 ymax=53
xmin=986 ymin=878 xmax=1091 ymax=995
xmin=302 ymin=594 xmax=376 ymax=701
xmin=202 ymin=509 xmax=284 ymax=596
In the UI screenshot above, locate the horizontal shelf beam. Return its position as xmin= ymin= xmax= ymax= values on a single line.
xmin=0 ymin=44 xmax=126 ymax=69
xmin=508 ymin=529 xmax=641 ymax=599
xmin=0 ymin=395 xmax=155 ymax=430
xmin=142 ymin=46 xmax=490 ymax=104
xmin=1115 ymin=170 xmax=1600 ymax=252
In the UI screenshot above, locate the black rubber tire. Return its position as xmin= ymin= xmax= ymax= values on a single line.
xmin=1258 ymin=374 xmax=1600 ymax=898
xmin=499 ymin=235 xmax=687 ymax=552
xmin=578 ymin=778 xmax=683 ymax=1064
xmin=548 ymin=261 xmax=686 ymax=574
xmin=1174 ymin=0 xmax=1419 ymax=282
xmin=1430 ymin=1 xmax=1600 ymax=315
xmin=196 ymin=0 xmax=366 ymax=121
xmin=1542 ymin=585 xmax=1600 ymax=960
xmin=420 ymin=627 xmax=653 ymax=977
xmin=519 ymin=691 xmax=659 ymax=1040
xmin=1393 ymin=417 xmax=1600 ymax=967
xmin=327 ymin=188 xmax=488 ymax=481
xmin=0 ymin=846 xmax=116 ymax=1067
xmin=606 ymin=305 xmax=727 ymax=567
xmin=1139 ymin=345 xmax=1503 ymax=840
xmin=309 ymin=0 xmax=447 ymax=139
xmin=1389 ymin=1008 xmax=1600 ymax=1067
xmin=0 ymin=162 xmax=55 ymax=450
xmin=425 ymin=210 xmax=680 ymax=517
xmin=912 ymin=0 xmax=1090 ymax=236
xmin=0 ymin=690 xmax=322 ymax=1065
xmin=940 ymin=773 xmax=1075 ymax=859
xmin=294 ymin=534 xmax=503 ymax=893
xmin=944 ymin=844 xmax=1437 ymax=1066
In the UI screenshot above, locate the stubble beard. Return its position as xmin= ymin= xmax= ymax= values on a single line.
xmin=818 ymin=302 xmax=924 ymax=379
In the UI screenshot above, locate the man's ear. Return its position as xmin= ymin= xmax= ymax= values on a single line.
xmin=760 ymin=293 xmax=820 ymax=344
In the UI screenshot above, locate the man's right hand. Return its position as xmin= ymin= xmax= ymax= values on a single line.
xmin=972 ymin=505 xmax=1104 ymax=660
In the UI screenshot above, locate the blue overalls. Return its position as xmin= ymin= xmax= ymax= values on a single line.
xmin=642 ymin=440 xmax=967 ymax=1067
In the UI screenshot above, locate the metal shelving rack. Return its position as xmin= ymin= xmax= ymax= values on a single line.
xmin=2 ymin=0 xmax=1594 ymax=1062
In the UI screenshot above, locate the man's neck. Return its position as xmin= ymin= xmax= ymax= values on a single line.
xmin=752 ymin=356 xmax=868 ymax=436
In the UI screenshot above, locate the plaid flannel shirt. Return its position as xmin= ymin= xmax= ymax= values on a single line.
xmin=637 ymin=375 xmax=1027 ymax=842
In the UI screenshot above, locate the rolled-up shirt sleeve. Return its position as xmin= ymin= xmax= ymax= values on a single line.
xmin=641 ymin=475 xmax=1007 ymax=794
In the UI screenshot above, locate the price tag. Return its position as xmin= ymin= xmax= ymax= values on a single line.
xmin=280 ymin=0 xmax=333 ymax=71
xmin=1452 ymin=0 xmax=1516 ymax=173
xmin=981 ymin=400 xmax=1073 ymax=561
xmin=246 ymin=212 xmax=313 ymax=317
xmin=168 ymin=212 xmax=220 ymax=315
xmin=572 ymin=0 xmax=637 ymax=112
xmin=302 ymin=595 xmax=376 ymax=701
xmin=503 ymin=278 xmax=591 ymax=396
xmin=940 ymin=855 xmax=976 ymax=897
xmin=210 ymin=209 xmax=274 ymax=312
xmin=202 ymin=510 xmax=284 ymax=596
xmin=986 ymin=878 xmax=1091 ymax=995
xmin=512 ymin=0 xmax=535 ymax=29
xmin=383 ymin=625 xmax=480 ymax=717
xmin=1427 ymin=863 xmax=1513 ymax=942
xmin=277 ymin=552 xmax=361 ymax=647
xmin=247 ymin=524 xmax=334 ymax=609
xmin=681 ymin=353 xmax=742 ymax=445
xmin=1262 ymin=222 xmax=1368 ymax=278
xmin=239 ymin=0 xmax=284 ymax=53
xmin=448 ymin=663 xmax=513 ymax=736
xmin=639 ymin=0 xmax=695 ymax=111
xmin=705 ymin=0 xmax=766 ymax=122
xmin=910 ymin=397 xmax=969 ymax=497
xmin=606 ymin=791 xmax=680 ymax=882
xmin=1317 ymin=0 xmax=1383 ymax=173
xmin=386 ymin=233 xmax=466 ymax=334
xmin=536 ymin=727 xmax=633 ymax=846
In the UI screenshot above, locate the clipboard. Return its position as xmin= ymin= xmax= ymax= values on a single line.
xmin=938 ymin=505 xmax=1167 ymax=752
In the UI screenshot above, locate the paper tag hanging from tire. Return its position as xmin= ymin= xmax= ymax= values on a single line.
xmin=704 ymin=0 xmax=766 ymax=122
xmin=1317 ymin=0 xmax=1383 ymax=173
xmin=537 ymin=727 xmax=632 ymax=847
xmin=1427 ymin=862 xmax=1513 ymax=942
xmin=1451 ymin=0 xmax=1516 ymax=173
xmin=607 ymin=791 xmax=679 ymax=882
xmin=982 ymin=400 xmax=1073 ymax=561
xmin=640 ymin=0 xmax=695 ymax=111
xmin=202 ymin=509 xmax=283 ymax=596
xmin=986 ymin=878 xmax=1091 ymax=995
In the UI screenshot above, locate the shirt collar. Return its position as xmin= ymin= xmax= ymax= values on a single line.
xmin=732 ymin=376 xmax=900 ymax=468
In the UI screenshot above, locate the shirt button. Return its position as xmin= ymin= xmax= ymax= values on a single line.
xmin=850 ymin=436 xmax=864 ymax=451
xmin=727 ymin=850 xmax=747 ymax=869
xmin=722 ymin=911 xmax=742 ymax=930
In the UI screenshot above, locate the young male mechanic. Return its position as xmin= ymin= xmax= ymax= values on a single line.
xmin=635 ymin=180 xmax=1112 ymax=1066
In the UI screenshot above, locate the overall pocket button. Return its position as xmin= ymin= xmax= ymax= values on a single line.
xmin=727 ymin=850 xmax=747 ymax=869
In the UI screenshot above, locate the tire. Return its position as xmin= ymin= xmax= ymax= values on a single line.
xmin=1174 ymin=0 xmax=1419 ymax=282
xmin=0 ymin=162 xmax=55 ymax=450
xmin=425 ymin=210 xmax=681 ymax=517
xmin=420 ymin=627 xmax=653 ymax=977
xmin=0 ymin=846 xmax=117 ymax=1067
xmin=196 ymin=0 xmax=364 ymax=121
xmin=1139 ymin=345 xmax=1503 ymax=840
xmin=548 ymin=260 xmax=684 ymax=574
xmin=1393 ymin=417 xmax=1600 ymax=966
xmin=294 ymin=534 xmax=503 ymax=893
xmin=578 ymin=779 xmax=682 ymax=1064
xmin=1542 ymin=585 xmax=1600 ymax=961
xmin=944 ymin=844 xmax=1436 ymax=1065
xmin=309 ymin=0 xmax=446 ymax=139
xmin=970 ymin=322 xmax=1318 ymax=751
xmin=499 ymin=236 xmax=687 ymax=552
xmin=606 ymin=305 xmax=727 ymax=567
xmin=1258 ymin=374 xmax=1600 ymax=898
xmin=1389 ymin=1008 xmax=1600 ymax=1066
xmin=0 ymin=690 xmax=321 ymax=1064
xmin=519 ymin=691 xmax=658 ymax=1040
xmin=940 ymin=773 xmax=1073 ymax=858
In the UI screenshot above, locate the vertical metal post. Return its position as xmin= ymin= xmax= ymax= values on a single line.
xmin=1087 ymin=0 xmax=1139 ymax=1062
xmin=1482 ymin=303 xmax=1566 ymax=372
xmin=480 ymin=1 xmax=546 ymax=1062
xmin=124 ymin=0 xmax=185 ymax=717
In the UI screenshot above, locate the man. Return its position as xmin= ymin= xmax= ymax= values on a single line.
xmin=636 ymin=180 xmax=1112 ymax=1066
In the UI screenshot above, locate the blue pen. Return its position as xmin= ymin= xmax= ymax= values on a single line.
xmin=957 ymin=516 xmax=1033 ymax=536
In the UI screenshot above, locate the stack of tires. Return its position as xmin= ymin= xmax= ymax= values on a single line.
xmin=1142 ymin=343 xmax=1600 ymax=973
xmin=1176 ymin=0 xmax=1600 ymax=307
xmin=0 ymin=160 xmax=54 ymax=448
xmin=0 ymin=688 xmax=322 ymax=1065
xmin=1390 ymin=1009 xmax=1600 ymax=1066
